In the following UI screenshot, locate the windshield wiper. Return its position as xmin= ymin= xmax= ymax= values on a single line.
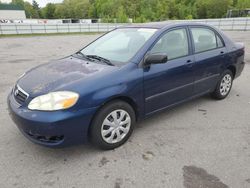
xmin=86 ymin=55 xmax=114 ymax=66
xmin=73 ymin=51 xmax=92 ymax=61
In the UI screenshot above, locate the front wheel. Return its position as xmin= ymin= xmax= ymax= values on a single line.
xmin=211 ymin=70 xmax=233 ymax=100
xmin=90 ymin=100 xmax=135 ymax=150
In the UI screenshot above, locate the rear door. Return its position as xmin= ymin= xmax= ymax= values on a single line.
xmin=143 ymin=27 xmax=195 ymax=115
xmin=189 ymin=26 xmax=227 ymax=95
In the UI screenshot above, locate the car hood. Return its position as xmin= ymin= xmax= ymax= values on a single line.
xmin=17 ymin=56 xmax=118 ymax=97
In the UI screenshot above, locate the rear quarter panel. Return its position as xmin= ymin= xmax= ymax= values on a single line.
xmin=215 ymin=29 xmax=245 ymax=78
xmin=225 ymin=41 xmax=245 ymax=78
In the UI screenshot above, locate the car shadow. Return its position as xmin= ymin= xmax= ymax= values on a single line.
xmin=135 ymin=94 xmax=213 ymax=128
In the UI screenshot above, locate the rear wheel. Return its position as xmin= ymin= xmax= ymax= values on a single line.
xmin=211 ymin=70 xmax=233 ymax=100
xmin=90 ymin=100 xmax=135 ymax=150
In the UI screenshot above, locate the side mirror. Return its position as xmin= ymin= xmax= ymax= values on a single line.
xmin=144 ymin=53 xmax=168 ymax=66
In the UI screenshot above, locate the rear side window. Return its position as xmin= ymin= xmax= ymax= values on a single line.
xmin=150 ymin=28 xmax=189 ymax=60
xmin=216 ymin=35 xmax=224 ymax=48
xmin=190 ymin=27 xmax=223 ymax=53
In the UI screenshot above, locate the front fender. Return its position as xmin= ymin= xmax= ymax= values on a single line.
xmin=92 ymin=84 xmax=128 ymax=102
xmin=70 ymin=63 xmax=144 ymax=118
xmin=90 ymin=79 xmax=144 ymax=118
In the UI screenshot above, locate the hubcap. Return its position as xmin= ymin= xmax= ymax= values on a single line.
xmin=101 ymin=109 xmax=131 ymax=144
xmin=220 ymin=74 xmax=232 ymax=96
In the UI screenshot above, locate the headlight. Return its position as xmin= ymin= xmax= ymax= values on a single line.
xmin=28 ymin=91 xmax=79 ymax=111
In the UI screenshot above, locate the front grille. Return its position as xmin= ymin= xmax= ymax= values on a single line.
xmin=26 ymin=131 xmax=64 ymax=143
xmin=13 ymin=85 xmax=29 ymax=104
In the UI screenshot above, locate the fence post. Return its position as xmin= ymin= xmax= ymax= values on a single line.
xmin=56 ymin=24 xmax=58 ymax=33
xmin=30 ymin=24 xmax=33 ymax=34
xmin=98 ymin=23 xmax=99 ymax=32
xmin=231 ymin=18 xmax=234 ymax=30
xmin=15 ymin=24 xmax=18 ymax=34
xmin=68 ymin=23 xmax=70 ymax=33
xmin=0 ymin=24 xmax=2 ymax=34
xmin=88 ymin=24 xmax=90 ymax=32
xmin=44 ymin=24 xmax=46 ymax=33
xmin=244 ymin=18 xmax=248 ymax=31
xmin=79 ymin=24 xmax=81 ymax=33
xmin=218 ymin=18 xmax=221 ymax=29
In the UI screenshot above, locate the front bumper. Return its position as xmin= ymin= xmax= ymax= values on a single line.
xmin=8 ymin=93 xmax=98 ymax=148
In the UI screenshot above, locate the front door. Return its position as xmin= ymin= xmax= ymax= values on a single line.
xmin=143 ymin=27 xmax=195 ymax=115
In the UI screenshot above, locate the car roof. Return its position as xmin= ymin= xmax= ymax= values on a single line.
xmin=120 ymin=22 xmax=214 ymax=29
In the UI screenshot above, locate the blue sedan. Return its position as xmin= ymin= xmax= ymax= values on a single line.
xmin=8 ymin=23 xmax=245 ymax=149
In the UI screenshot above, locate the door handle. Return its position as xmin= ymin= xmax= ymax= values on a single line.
xmin=220 ymin=51 xmax=225 ymax=54
xmin=186 ymin=60 xmax=193 ymax=67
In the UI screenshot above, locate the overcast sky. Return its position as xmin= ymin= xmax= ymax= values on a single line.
xmin=2 ymin=0 xmax=63 ymax=7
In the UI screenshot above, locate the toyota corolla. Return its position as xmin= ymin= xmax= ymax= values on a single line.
xmin=8 ymin=23 xmax=245 ymax=149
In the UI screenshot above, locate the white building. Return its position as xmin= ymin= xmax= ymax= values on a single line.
xmin=0 ymin=4 xmax=26 ymax=20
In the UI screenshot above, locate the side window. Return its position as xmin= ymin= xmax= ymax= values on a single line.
xmin=190 ymin=27 xmax=218 ymax=53
xmin=150 ymin=28 xmax=189 ymax=60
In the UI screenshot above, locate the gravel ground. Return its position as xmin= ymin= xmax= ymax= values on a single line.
xmin=0 ymin=31 xmax=250 ymax=188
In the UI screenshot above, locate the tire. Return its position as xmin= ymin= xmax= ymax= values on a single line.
xmin=211 ymin=70 xmax=233 ymax=100
xmin=90 ymin=100 xmax=136 ymax=150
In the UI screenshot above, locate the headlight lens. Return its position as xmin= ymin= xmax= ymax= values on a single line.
xmin=28 ymin=91 xmax=79 ymax=111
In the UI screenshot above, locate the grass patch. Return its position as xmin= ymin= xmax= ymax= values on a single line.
xmin=0 ymin=32 xmax=104 ymax=38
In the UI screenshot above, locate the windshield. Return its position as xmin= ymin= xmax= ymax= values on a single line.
xmin=80 ymin=28 xmax=158 ymax=65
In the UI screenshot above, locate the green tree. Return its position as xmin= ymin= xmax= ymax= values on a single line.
xmin=195 ymin=0 xmax=232 ymax=18
xmin=237 ymin=0 xmax=250 ymax=9
xmin=6 ymin=0 xmax=245 ymax=21
xmin=53 ymin=4 xmax=66 ymax=18
xmin=60 ymin=0 xmax=90 ymax=19
xmin=168 ymin=0 xmax=179 ymax=19
xmin=207 ymin=0 xmax=233 ymax=18
xmin=155 ymin=0 xmax=170 ymax=21
xmin=32 ymin=0 xmax=41 ymax=18
xmin=23 ymin=1 xmax=34 ymax=18
xmin=42 ymin=3 xmax=56 ymax=19
xmin=11 ymin=0 xmax=24 ymax=9
xmin=73 ymin=0 xmax=90 ymax=18
xmin=116 ymin=6 xmax=128 ymax=23
xmin=195 ymin=0 xmax=208 ymax=18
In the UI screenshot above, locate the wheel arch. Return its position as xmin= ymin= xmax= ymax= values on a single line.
xmin=87 ymin=95 xmax=139 ymax=138
xmin=100 ymin=95 xmax=139 ymax=120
